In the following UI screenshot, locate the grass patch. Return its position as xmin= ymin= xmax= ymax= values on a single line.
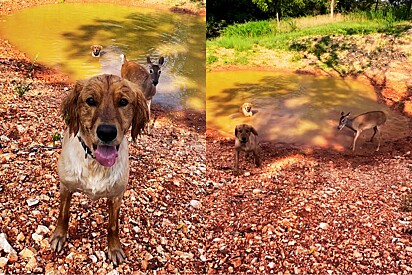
xmin=207 ymin=12 xmax=410 ymax=52
xmin=12 ymin=80 xmax=32 ymax=97
xmin=206 ymin=54 xmax=218 ymax=64
xmin=216 ymin=36 xmax=254 ymax=51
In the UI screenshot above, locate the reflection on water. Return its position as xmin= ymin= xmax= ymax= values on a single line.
xmin=0 ymin=3 xmax=205 ymax=111
xmin=207 ymin=71 xmax=409 ymax=150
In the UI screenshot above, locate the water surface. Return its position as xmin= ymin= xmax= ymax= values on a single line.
xmin=0 ymin=3 xmax=205 ymax=111
xmin=207 ymin=71 xmax=409 ymax=150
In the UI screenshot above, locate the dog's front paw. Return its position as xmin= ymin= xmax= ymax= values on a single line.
xmin=233 ymin=169 xmax=239 ymax=176
xmin=50 ymin=232 xmax=67 ymax=253
xmin=108 ymin=246 xmax=126 ymax=266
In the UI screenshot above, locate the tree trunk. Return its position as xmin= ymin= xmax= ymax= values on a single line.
xmin=374 ymin=0 xmax=379 ymax=12
xmin=330 ymin=0 xmax=335 ymax=18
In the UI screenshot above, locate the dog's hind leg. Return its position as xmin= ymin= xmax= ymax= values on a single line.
xmin=50 ymin=185 xmax=73 ymax=253
xmin=107 ymin=196 xmax=126 ymax=265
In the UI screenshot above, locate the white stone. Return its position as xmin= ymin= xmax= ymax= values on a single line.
xmin=27 ymin=198 xmax=39 ymax=207
xmin=319 ymin=222 xmax=329 ymax=229
xmin=0 ymin=233 xmax=17 ymax=255
xmin=190 ymin=200 xmax=201 ymax=209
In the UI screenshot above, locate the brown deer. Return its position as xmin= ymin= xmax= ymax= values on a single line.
xmin=120 ymin=54 xmax=164 ymax=121
xmin=337 ymin=111 xmax=387 ymax=151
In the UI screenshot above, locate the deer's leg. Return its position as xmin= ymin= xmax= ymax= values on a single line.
xmin=50 ymin=185 xmax=72 ymax=253
xmin=376 ymin=126 xmax=382 ymax=151
xmin=147 ymin=99 xmax=152 ymax=120
xmin=370 ymin=126 xmax=378 ymax=142
xmin=352 ymin=131 xmax=361 ymax=151
xmin=145 ymin=99 xmax=152 ymax=135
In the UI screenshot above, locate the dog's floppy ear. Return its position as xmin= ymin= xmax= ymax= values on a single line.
xmin=251 ymin=127 xmax=258 ymax=136
xmin=61 ymin=80 xmax=84 ymax=136
xmin=129 ymin=82 xmax=150 ymax=141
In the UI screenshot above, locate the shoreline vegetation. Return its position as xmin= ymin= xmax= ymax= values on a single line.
xmin=206 ymin=12 xmax=412 ymax=117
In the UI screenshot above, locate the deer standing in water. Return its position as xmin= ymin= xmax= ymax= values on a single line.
xmin=337 ymin=111 xmax=387 ymax=151
xmin=120 ymin=54 xmax=165 ymax=126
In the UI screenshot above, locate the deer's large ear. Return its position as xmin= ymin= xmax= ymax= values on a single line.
xmin=235 ymin=127 xmax=238 ymax=138
xmin=120 ymin=54 xmax=127 ymax=64
xmin=61 ymin=80 xmax=84 ymax=136
xmin=251 ymin=127 xmax=258 ymax=136
xmin=147 ymin=56 xmax=152 ymax=64
xmin=346 ymin=112 xmax=351 ymax=117
xmin=158 ymin=56 xmax=165 ymax=66
xmin=340 ymin=111 xmax=345 ymax=116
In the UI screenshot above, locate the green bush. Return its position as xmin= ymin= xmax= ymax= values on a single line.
xmin=222 ymin=20 xmax=274 ymax=37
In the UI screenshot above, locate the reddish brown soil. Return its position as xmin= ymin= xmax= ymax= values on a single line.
xmin=1 ymin=1 xmax=412 ymax=274
xmin=204 ymin=24 xmax=412 ymax=275
xmin=1 ymin=1 xmax=206 ymax=273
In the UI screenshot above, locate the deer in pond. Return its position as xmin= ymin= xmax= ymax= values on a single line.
xmin=120 ymin=54 xmax=165 ymax=128
xmin=337 ymin=111 xmax=387 ymax=152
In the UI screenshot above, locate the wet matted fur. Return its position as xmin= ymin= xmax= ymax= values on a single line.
xmin=50 ymin=74 xmax=149 ymax=265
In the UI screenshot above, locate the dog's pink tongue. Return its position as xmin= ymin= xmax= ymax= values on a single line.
xmin=94 ymin=145 xmax=118 ymax=167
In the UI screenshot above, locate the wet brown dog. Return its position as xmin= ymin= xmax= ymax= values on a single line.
xmin=240 ymin=102 xmax=253 ymax=117
xmin=50 ymin=74 xmax=149 ymax=265
xmin=90 ymin=45 xmax=103 ymax=57
xmin=234 ymin=124 xmax=260 ymax=175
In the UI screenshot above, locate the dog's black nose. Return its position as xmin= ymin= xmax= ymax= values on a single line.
xmin=97 ymin=125 xmax=117 ymax=143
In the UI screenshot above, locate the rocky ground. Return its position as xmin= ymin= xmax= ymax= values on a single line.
xmin=1 ymin=0 xmax=412 ymax=274
xmin=204 ymin=19 xmax=412 ymax=274
xmin=206 ymin=130 xmax=412 ymax=273
xmin=0 ymin=0 xmax=207 ymax=273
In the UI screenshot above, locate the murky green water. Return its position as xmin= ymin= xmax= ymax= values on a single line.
xmin=0 ymin=3 xmax=205 ymax=111
xmin=207 ymin=71 xmax=409 ymax=149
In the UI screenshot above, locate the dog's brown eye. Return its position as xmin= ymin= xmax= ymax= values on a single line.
xmin=119 ymin=98 xmax=128 ymax=107
xmin=86 ymin=97 xmax=96 ymax=106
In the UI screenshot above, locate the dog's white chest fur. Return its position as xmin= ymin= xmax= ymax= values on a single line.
xmin=58 ymin=133 xmax=129 ymax=199
xmin=235 ymin=134 xmax=257 ymax=152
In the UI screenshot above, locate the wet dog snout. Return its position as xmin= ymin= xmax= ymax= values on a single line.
xmin=97 ymin=124 xmax=117 ymax=143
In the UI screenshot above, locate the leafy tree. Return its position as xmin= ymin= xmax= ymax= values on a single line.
xmin=207 ymin=0 xmax=269 ymax=38
xmin=251 ymin=0 xmax=330 ymax=20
